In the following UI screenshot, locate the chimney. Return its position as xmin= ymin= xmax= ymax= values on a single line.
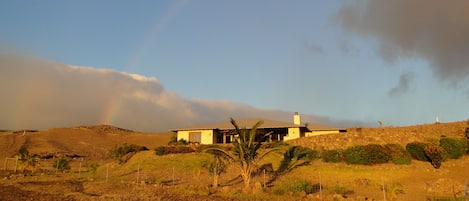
xmin=293 ymin=112 xmax=301 ymax=125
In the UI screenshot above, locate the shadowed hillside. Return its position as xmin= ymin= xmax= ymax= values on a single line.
xmin=0 ymin=125 xmax=173 ymax=160
xmin=289 ymin=121 xmax=469 ymax=150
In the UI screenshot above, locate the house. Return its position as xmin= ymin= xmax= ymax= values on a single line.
xmin=173 ymin=113 xmax=346 ymax=144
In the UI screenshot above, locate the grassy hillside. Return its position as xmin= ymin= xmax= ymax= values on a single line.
xmin=0 ymin=125 xmax=173 ymax=160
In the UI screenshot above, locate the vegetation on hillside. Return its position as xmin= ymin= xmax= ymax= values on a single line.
xmin=17 ymin=147 xmax=39 ymax=172
xmin=109 ymin=143 xmax=149 ymax=164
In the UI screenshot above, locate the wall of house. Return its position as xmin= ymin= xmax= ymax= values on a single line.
xmin=177 ymin=130 xmax=214 ymax=144
xmin=177 ymin=131 xmax=189 ymax=142
xmin=284 ymin=127 xmax=301 ymax=141
xmin=305 ymin=130 xmax=340 ymax=137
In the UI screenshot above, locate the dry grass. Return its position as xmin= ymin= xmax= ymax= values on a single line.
xmin=0 ymin=125 xmax=173 ymax=160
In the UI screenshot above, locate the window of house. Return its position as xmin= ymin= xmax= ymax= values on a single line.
xmin=189 ymin=132 xmax=202 ymax=143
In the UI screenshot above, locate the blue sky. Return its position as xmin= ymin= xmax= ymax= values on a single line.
xmin=1 ymin=0 xmax=469 ymax=131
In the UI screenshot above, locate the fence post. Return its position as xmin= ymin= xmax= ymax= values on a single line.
xmin=172 ymin=166 xmax=175 ymax=184
xmin=382 ymin=178 xmax=387 ymax=201
xmin=106 ymin=165 xmax=109 ymax=182
xmin=136 ymin=163 xmax=140 ymax=184
xmin=78 ymin=161 xmax=82 ymax=177
xmin=319 ymin=172 xmax=322 ymax=199
xmin=465 ymin=180 xmax=467 ymax=201
xmin=55 ymin=159 xmax=59 ymax=176
xmin=14 ymin=156 xmax=18 ymax=173
xmin=263 ymin=169 xmax=266 ymax=188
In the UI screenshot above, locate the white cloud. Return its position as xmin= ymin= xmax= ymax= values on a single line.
xmin=0 ymin=54 xmax=362 ymax=132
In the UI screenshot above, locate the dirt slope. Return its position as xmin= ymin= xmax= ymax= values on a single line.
xmin=0 ymin=125 xmax=173 ymax=160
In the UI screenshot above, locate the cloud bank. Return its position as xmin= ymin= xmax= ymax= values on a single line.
xmin=337 ymin=0 xmax=469 ymax=81
xmin=0 ymin=55 xmax=358 ymax=132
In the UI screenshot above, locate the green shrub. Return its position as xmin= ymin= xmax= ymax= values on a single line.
xmin=289 ymin=179 xmax=313 ymax=194
xmin=303 ymin=147 xmax=320 ymax=161
xmin=109 ymin=143 xmax=148 ymax=160
xmin=272 ymin=179 xmax=313 ymax=195
xmin=154 ymin=146 xmax=166 ymax=156
xmin=168 ymin=135 xmax=189 ymax=145
xmin=424 ymin=144 xmax=445 ymax=169
xmin=440 ymin=137 xmax=467 ymax=159
xmin=406 ymin=142 xmax=430 ymax=161
xmin=109 ymin=143 xmax=149 ymax=163
xmin=385 ymin=144 xmax=412 ymax=165
xmin=322 ymin=149 xmax=342 ymax=163
xmin=343 ymin=144 xmax=390 ymax=165
xmin=154 ymin=146 xmax=195 ymax=155
xmin=343 ymin=146 xmax=366 ymax=165
xmin=54 ymin=158 xmax=71 ymax=171
xmin=363 ymin=144 xmax=390 ymax=164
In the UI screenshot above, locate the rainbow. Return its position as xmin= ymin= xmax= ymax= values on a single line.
xmin=98 ymin=0 xmax=188 ymax=126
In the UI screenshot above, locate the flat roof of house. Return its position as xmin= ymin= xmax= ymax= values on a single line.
xmin=306 ymin=123 xmax=341 ymax=131
xmin=173 ymin=118 xmax=341 ymax=132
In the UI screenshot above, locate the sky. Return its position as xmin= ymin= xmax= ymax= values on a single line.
xmin=1 ymin=0 xmax=469 ymax=132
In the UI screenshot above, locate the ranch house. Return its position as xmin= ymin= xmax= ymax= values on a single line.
xmin=173 ymin=113 xmax=346 ymax=145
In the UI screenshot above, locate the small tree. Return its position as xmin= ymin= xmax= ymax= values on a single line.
xmin=204 ymin=148 xmax=229 ymax=188
xmin=17 ymin=147 xmax=39 ymax=172
xmin=205 ymin=118 xmax=276 ymax=189
xmin=424 ymin=144 xmax=445 ymax=169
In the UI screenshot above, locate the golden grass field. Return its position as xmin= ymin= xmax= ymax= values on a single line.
xmin=1 ymin=122 xmax=469 ymax=200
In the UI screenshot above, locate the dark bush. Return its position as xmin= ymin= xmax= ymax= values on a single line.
xmin=302 ymin=147 xmax=320 ymax=161
xmin=424 ymin=144 xmax=445 ymax=169
xmin=154 ymin=146 xmax=166 ymax=156
xmin=272 ymin=179 xmax=314 ymax=195
xmin=343 ymin=144 xmax=390 ymax=165
xmin=385 ymin=144 xmax=412 ymax=165
xmin=363 ymin=144 xmax=390 ymax=164
xmin=154 ymin=146 xmax=194 ymax=155
xmin=167 ymin=135 xmax=189 ymax=146
xmin=322 ymin=149 xmax=342 ymax=163
xmin=440 ymin=137 xmax=467 ymax=159
xmin=170 ymin=146 xmax=194 ymax=154
xmin=343 ymin=146 xmax=366 ymax=165
xmin=109 ymin=143 xmax=149 ymax=163
xmin=406 ymin=142 xmax=430 ymax=161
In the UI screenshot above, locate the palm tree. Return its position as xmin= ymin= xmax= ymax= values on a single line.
xmin=205 ymin=118 xmax=276 ymax=189
xmin=203 ymin=149 xmax=229 ymax=188
xmin=277 ymin=146 xmax=312 ymax=174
